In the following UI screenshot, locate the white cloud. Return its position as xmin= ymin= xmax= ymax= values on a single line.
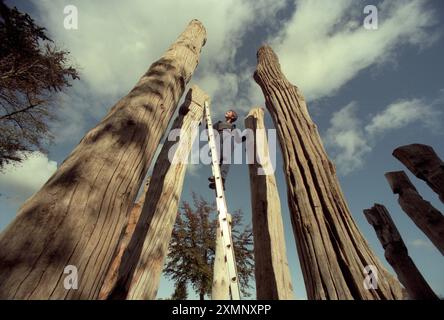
xmin=50 ymin=82 xmax=114 ymax=144
xmin=15 ymin=0 xmax=441 ymax=179
xmin=365 ymin=99 xmax=441 ymax=136
xmin=0 ymin=152 xmax=57 ymax=203
xmin=409 ymin=238 xmax=434 ymax=250
xmin=325 ymin=96 xmax=443 ymax=174
xmin=324 ymin=102 xmax=371 ymax=174
xmin=33 ymin=0 xmax=287 ymax=95
xmin=195 ymin=72 xmax=240 ymax=118
xmin=30 ymin=0 xmax=440 ymax=148
xmin=270 ymin=0 xmax=439 ymax=101
xmin=30 ymin=0 xmax=286 ymax=141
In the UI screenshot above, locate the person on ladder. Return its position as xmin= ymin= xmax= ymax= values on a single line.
xmin=209 ymin=109 xmax=245 ymax=190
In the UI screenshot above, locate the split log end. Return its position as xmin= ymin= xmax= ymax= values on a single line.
xmin=392 ymin=144 xmax=441 ymax=177
xmin=385 ymin=171 xmax=416 ymax=194
xmin=186 ymin=19 xmax=207 ymax=47
xmin=363 ymin=204 xmax=403 ymax=248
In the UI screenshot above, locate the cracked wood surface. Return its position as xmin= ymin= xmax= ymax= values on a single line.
xmin=98 ymin=177 xmax=150 ymax=299
xmin=0 ymin=20 xmax=206 ymax=299
xmin=385 ymin=171 xmax=444 ymax=255
xmin=245 ymin=107 xmax=294 ymax=300
xmin=393 ymin=144 xmax=444 ymax=204
xmin=106 ymin=85 xmax=207 ymax=300
xmin=364 ymin=204 xmax=438 ymax=300
xmin=212 ymin=214 xmax=231 ymax=300
xmin=253 ymin=45 xmax=403 ymax=300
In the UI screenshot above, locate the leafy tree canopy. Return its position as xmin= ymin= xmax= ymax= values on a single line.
xmin=0 ymin=1 xmax=79 ymax=169
xmin=165 ymin=192 xmax=254 ymax=300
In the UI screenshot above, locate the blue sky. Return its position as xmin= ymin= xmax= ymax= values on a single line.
xmin=1 ymin=0 xmax=443 ymax=299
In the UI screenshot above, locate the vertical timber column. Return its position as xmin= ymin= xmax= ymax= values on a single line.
xmin=99 ymin=177 xmax=150 ymax=299
xmin=253 ymin=45 xmax=403 ymax=299
xmin=385 ymin=171 xmax=444 ymax=255
xmin=212 ymin=214 xmax=232 ymax=300
xmin=245 ymin=107 xmax=294 ymax=300
xmin=109 ymin=85 xmax=208 ymax=300
xmin=364 ymin=204 xmax=439 ymax=300
xmin=393 ymin=144 xmax=444 ymax=204
xmin=0 ymin=20 xmax=206 ymax=299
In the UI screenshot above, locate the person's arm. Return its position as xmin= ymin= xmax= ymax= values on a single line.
xmin=213 ymin=121 xmax=221 ymax=131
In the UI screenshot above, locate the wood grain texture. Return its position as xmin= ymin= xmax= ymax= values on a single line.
xmin=253 ymin=45 xmax=403 ymax=300
xmin=385 ymin=171 xmax=444 ymax=255
xmin=364 ymin=204 xmax=439 ymax=300
xmin=98 ymin=177 xmax=150 ymax=299
xmin=245 ymin=107 xmax=294 ymax=300
xmin=212 ymin=214 xmax=231 ymax=300
xmin=393 ymin=144 xmax=444 ymax=203
xmin=0 ymin=20 xmax=206 ymax=299
xmin=107 ymin=85 xmax=208 ymax=300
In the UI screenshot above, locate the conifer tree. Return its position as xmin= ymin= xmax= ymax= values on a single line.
xmin=164 ymin=193 xmax=254 ymax=300
xmin=171 ymin=281 xmax=188 ymax=300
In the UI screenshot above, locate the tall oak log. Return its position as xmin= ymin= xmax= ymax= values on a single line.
xmin=212 ymin=214 xmax=231 ymax=300
xmin=245 ymin=107 xmax=294 ymax=300
xmin=98 ymin=177 xmax=150 ymax=299
xmin=385 ymin=171 xmax=444 ymax=255
xmin=364 ymin=204 xmax=438 ymax=300
xmin=0 ymin=20 xmax=206 ymax=299
xmin=253 ymin=45 xmax=403 ymax=299
xmin=393 ymin=144 xmax=444 ymax=203
xmin=108 ymin=85 xmax=208 ymax=300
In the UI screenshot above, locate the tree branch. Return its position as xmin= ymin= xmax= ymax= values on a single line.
xmin=0 ymin=102 xmax=41 ymax=120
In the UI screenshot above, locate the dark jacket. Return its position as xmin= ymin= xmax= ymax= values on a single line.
xmin=213 ymin=121 xmax=243 ymax=144
xmin=213 ymin=121 xmax=236 ymax=132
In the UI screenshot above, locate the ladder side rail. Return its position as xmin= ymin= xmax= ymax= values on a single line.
xmin=204 ymin=101 xmax=241 ymax=300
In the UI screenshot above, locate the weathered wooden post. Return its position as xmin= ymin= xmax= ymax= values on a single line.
xmin=107 ymin=85 xmax=208 ymax=300
xmin=99 ymin=177 xmax=150 ymax=299
xmin=245 ymin=107 xmax=294 ymax=300
xmin=364 ymin=204 xmax=439 ymax=300
xmin=212 ymin=214 xmax=231 ymax=300
xmin=393 ymin=144 xmax=444 ymax=203
xmin=253 ymin=45 xmax=403 ymax=299
xmin=385 ymin=171 xmax=444 ymax=255
xmin=0 ymin=20 xmax=206 ymax=299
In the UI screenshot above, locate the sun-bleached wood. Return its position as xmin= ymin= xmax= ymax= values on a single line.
xmin=212 ymin=214 xmax=231 ymax=300
xmin=245 ymin=107 xmax=294 ymax=300
xmin=98 ymin=177 xmax=150 ymax=299
xmin=385 ymin=171 xmax=444 ymax=255
xmin=0 ymin=20 xmax=206 ymax=299
xmin=107 ymin=85 xmax=208 ymax=300
xmin=253 ymin=45 xmax=403 ymax=300
xmin=364 ymin=204 xmax=439 ymax=300
xmin=393 ymin=144 xmax=444 ymax=203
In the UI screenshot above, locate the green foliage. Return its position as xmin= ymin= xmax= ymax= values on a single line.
xmin=163 ymin=192 xmax=254 ymax=300
xmin=0 ymin=1 xmax=79 ymax=169
xmin=171 ymin=280 xmax=188 ymax=300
